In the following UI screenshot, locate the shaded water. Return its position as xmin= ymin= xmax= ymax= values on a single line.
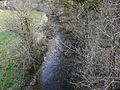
xmin=35 ymin=36 xmax=74 ymax=90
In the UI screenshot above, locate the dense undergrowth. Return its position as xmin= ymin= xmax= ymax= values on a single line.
xmin=0 ymin=9 xmax=45 ymax=90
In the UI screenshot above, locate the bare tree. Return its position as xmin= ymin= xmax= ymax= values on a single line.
xmin=38 ymin=0 xmax=120 ymax=89
xmin=4 ymin=0 xmax=47 ymax=89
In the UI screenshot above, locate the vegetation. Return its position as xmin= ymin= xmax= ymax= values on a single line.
xmin=0 ymin=31 xmax=21 ymax=89
xmin=0 ymin=9 xmax=11 ymax=29
xmin=0 ymin=9 xmax=43 ymax=29
xmin=0 ymin=4 xmax=45 ymax=89
xmin=0 ymin=0 xmax=120 ymax=90
xmin=40 ymin=0 xmax=120 ymax=89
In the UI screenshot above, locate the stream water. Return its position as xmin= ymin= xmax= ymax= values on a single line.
xmin=35 ymin=35 xmax=74 ymax=90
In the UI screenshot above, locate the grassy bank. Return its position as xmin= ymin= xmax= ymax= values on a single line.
xmin=0 ymin=9 xmax=44 ymax=30
xmin=0 ymin=31 xmax=21 ymax=90
xmin=0 ymin=9 xmax=44 ymax=90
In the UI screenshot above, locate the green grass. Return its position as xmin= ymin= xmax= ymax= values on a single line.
xmin=0 ymin=9 xmax=44 ymax=30
xmin=0 ymin=32 xmax=17 ymax=46
xmin=0 ymin=10 xmax=11 ymax=29
xmin=0 ymin=9 xmax=44 ymax=90
xmin=31 ymin=10 xmax=44 ymax=25
xmin=0 ymin=31 xmax=21 ymax=90
xmin=0 ymin=32 xmax=19 ymax=63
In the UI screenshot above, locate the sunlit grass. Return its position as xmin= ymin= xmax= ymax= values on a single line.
xmin=0 ymin=9 xmax=44 ymax=30
xmin=0 ymin=9 xmax=12 ymax=29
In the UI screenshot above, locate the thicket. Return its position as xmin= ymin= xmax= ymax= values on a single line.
xmin=0 ymin=0 xmax=47 ymax=89
xmin=40 ymin=0 xmax=120 ymax=89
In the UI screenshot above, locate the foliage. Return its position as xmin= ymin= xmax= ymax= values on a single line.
xmin=63 ymin=0 xmax=102 ymax=14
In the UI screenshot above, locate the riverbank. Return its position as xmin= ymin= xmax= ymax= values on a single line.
xmin=0 ymin=9 xmax=47 ymax=89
